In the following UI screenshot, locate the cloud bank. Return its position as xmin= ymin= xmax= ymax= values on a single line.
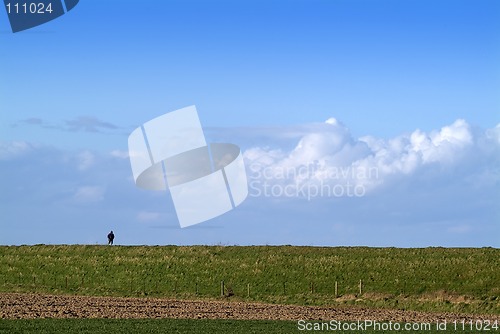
xmin=243 ymin=119 xmax=499 ymax=200
xmin=1 ymin=118 xmax=498 ymax=246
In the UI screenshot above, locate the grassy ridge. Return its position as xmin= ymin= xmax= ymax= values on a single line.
xmin=0 ymin=245 xmax=498 ymax=314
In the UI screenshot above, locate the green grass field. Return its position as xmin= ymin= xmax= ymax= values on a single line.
xmin=0 ymin=319 xmax=490 ymax=334
xmin=0 ymin=245 xmax=498 ymax=314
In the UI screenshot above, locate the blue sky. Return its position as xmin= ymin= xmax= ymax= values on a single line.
xmin=1 ymin=0 xmax=499 ymax=246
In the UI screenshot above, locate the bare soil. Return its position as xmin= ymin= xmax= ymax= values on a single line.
xmin=1 ymin=293 xmax=498 ymax=322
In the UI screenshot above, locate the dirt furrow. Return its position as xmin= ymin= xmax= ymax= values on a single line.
xmin=1 ymin=293 xmax=498 ymax=323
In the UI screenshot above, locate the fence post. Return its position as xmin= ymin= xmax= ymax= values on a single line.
xmin=65 ymin=276 xmax=68 ymax=289
xmin=247 ymin=283 xmax=250 ymax=298
xmin=359 ymin=279 xmax=362 ymax=295
xmin=220 ymin=280 xmax=225 ymax=297
xmin=335 ymin=281 xmax=338 ymax=298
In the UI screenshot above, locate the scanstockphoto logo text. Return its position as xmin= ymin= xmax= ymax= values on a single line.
xmin=247 ymin=163 xmax=379 ymax=200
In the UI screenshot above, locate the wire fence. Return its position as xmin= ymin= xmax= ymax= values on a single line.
xmin=4 ymin=272 xmax=369 ymax=300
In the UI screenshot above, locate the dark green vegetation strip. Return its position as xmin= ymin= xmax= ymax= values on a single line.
xmin=0 ymin=319 xmax=475 ymax=334
xmin=0 ymin=245 xmax=498 ymax=314
xmin=2 ymin=319 xmax=292 ymax=334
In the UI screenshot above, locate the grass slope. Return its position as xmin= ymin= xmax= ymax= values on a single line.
xmin=0 ymin=245 xmax=498 ymax=314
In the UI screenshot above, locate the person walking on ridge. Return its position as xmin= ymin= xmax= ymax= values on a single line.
xmin=107 ymin=231 xmax=114 ymax=245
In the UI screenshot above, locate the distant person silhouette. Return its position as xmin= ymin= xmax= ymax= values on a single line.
xmin=107 ymin=231 xmax=114 ymax=245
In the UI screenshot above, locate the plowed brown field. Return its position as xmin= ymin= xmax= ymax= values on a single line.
xmin=1 ymin=293 xmax=499 ymax=323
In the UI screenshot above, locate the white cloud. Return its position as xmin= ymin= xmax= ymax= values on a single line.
xmin=412 ymin=119 xmax=473 ymax=164
xmin=110 ymin=150 xmax=129 ymax=159
xmin=485 ymin=123 xmax=500 ymax=145
xmin=137 ymin=211 xmax=162 ymax=222
xmin=244 ymin=119 xmax=499 ymax=198
xmin=0 ymin=141 xmax=35 ymax=160
xmin=447 ymin=224 xmax=472 ymax=234
xmin=73 ymin=186 xmax=105 ymax=203
xmin=77 ymin=151 xmax=95 ymax=171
